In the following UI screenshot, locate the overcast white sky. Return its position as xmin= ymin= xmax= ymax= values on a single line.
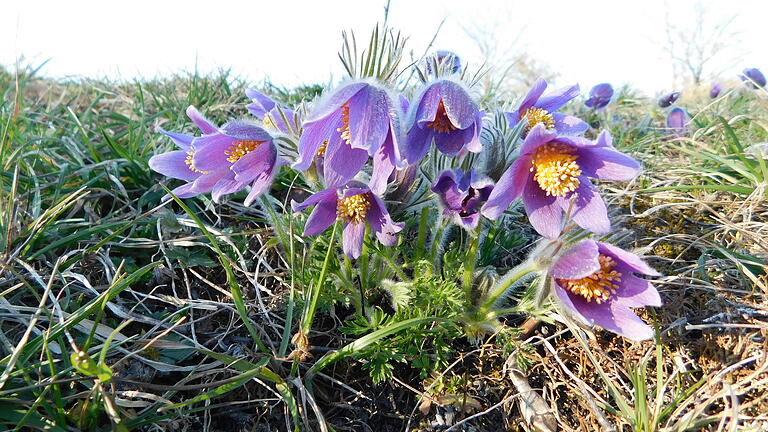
xmin=1 ymin=0 xmax=766 ymax=95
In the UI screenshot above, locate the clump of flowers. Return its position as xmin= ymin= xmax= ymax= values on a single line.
xmin=149 ymin=27 xmax=662 ymax=371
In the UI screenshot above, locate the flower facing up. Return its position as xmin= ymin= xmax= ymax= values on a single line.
xmin=584 ymin=83 xmax=614 ymax=111
xmin=741 ymin=68 xmax=766 ymax=89
xmin=548 ymin=239 xmax=661 ymax=341
xmin=291 ymin=182 xmax=404 ymax=259
xmin=709 ymin=83 xmax=723 ymax=98
xmin=506 ymin=78 xmax=587 ymax=136
xmin=403 ymin=79 xmax=483 ymax=164
xmin=431 ymin=169 xmax=494 ymax=230
xmin=150 ymin=106 xmax=233 ymax=199
xmin=666 ymin=107 xmax=690 ymax=136
xmin=245 ymin=89 xmax=300 ymax=134
xmin=293 ymin=80 xmax=401 ymax=195
xmin=482 ymin=125 xmax=641 ymax=238
xmin=183 ymin=120 xmax=282 ymax=205
xmin=658 ymin=91 xmax=680 ymax=108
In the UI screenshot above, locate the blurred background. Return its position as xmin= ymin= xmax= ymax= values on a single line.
xmin=1 ymin=0 xmax=766 ymax=95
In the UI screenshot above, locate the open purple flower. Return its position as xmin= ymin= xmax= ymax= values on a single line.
xmin=482 ymin=125 xmax=641 ymax=238
xmin=424 ymin=50 xmax=462 ymax=75
xmin=403 ymin=79 xmax=483 ymax=164
xmin=709 ymin=83 xmax=723 ymax=98
xmin=666 ymin=107 xmax=690 ymax=136
xmin=658 ymin=91 xmax=680 ymax=108
xmin=245 ymin=89 xmax=300 ymax=134
xmin=432 ymin=169 xmax=494 ymax=230
xmin=548 ymin=240 xmax=661 ymax=341
xmin=178 ymin=120 xmax=282 ymax=205
xmin=506 ymin=78 xmax=587 ymax=136
xmin=150 ymin=106 xmax=233 ymax=200
xmin=741 ymin=68 xmax=766 ymax=89
xmin=585 ymin=83 xmax=614 ymax=111
xmin=293 ymin=80 xmax=401 ymax=195
xmin=291 ymin=182 xmax=404 ymax=259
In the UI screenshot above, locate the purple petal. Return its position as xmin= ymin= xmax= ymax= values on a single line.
xmin=157 ymin=128 xmax=194 ymax=151
xmin=368 ymin=194 xmax=403 ymax=246
xmin=552 ymin=113 xmax=589 ymax=135
xmin=566 ymin=178 xmax=610 ymax=234
xmin=291 ymin=187 xmax=337 ymax=212
xmin=411 ymin=84 xmax=441 ymax=126
xmin=186 ymin=106 xmax=218 ymax=134
xmin=552 ymin=282 xmax=590 ymax=324
xmin=402 ymin=125 xmax=433 ymax=164
xmin=577 ymin=147 xmax=641 ymax=181
xmin=302 ymin=195 xmax=338 ymax=236
xmin=569 ymin=293 xmax=655 ymax=341
xmin=434 ymin=126 xmax=470 ymax=156
xmin=519 ymin=124 xmax=557 ymax=156
xmin=550 ymin=240 xmax=601 ymax=280
xmin=231 ymin=141 xmax=277 ymax=183
xmin=439 ymin=80 xmax=478 ymax=130
xmin=293 ymin=109 xmax=343 ymax=170
xmin=244 ymin=89 xmax=277 ymax=119
xmin=167 ymin=182 xmax=200 ymax=200
xmin=219 ymin=122 xmax=273 ymax=142
xmin=615 ymin=275 xmax=661 ymax=308
xmin=189 ymin=169 xmax=229 ymax=194
xmin=149 ymin=151 xmax=201 ymax=181
xmin=193 ymin=134 xmax=238 ymax=172
xmin=481 ymin=156 xmax=530 ymax=220
xmin=370 ymin=132 xmax=398 ymax=195
xmin=343 ymin=222 xmax=366 ymax=259
xmin=518 ymin=78 xmax=548 ymax=113
xmin=348 ymin=86 xmax=391 ymax=154
xmin=535 ymin=83 xmax=580 ymax=112
xmin=305 ymin=82 xmax=367 ymax=124
xmin=243 ymin=158 xmax=281 ymax=206
xmin=211 ymin=172 xmax=247 ymax=202
xmin=323 ymin=137 xmax=368 ymax=189
xmin=522 ymin=180 xmax=563 ymax=238
xmin=597 ymin=242 xmax=660 ymax=276
xmin=398 ymin=94 xmax=409 ymax=114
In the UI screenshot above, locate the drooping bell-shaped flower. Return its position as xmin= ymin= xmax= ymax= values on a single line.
xmin=245 ymin=89 xmax=300 ymax=134
xmin=741 ymin=68 xmax=766 ymax=89
xmin=432 ymin=169 xmax=494 ymax=230
xmin=584 ymin=83 xmax=614 ymax=111
xmin=507 ymin=78 xmax=587 ymax=136
xmin=482 ymin=125 xmax=641 ymax=238
xmin=291 ymin=182 xmax=404 ymax=259
xmin=293 ymin=80 xmax=401 ymax=195
xmin=547 ymin=240 xmax=661 ymax=341
xmin=666 ymin=107 xmax=690 ymax=136
xmin=658 ymin=91 xmax=680 ymax=108
xmin=402 ymin=79 xmax=483 ymax=164
xmin=709 ymin=83 xmax=723 ymax=98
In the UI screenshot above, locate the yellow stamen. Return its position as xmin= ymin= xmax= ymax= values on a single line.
xmin=530 ymin=143 xmax=582 ymax=196
xmin=262 ymin=116 xmax=274 ymax=129
xmin=336 ymin=193 xmax=371 ymax=225
xmin=426 ymin=100 xmax=457 ymax=134
xmin=316 ymin=139 xmax=328 ymax=157
xmin=523 ymin=107 xmax=555 ymax=132
xmin=337 ymin=102 xmax=351 ymax=144
xmin=225 ymin=140 xmax=263 ymax=163
xmin=557 ymin=255 xmax=622 ymax=304
xmin=184 ymin=146 xmax=209 ymax=174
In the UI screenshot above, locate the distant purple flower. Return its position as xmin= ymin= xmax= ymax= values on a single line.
xmin=585 ymin=83 xmax=614 ymax=111
xmin=432 ymin=169 xmax=494 ymax=230
xmin=293 ymin=81 xmax=401 ymax=195
xmin=402 ymin=79 xmax=483 ymax=164
xmin=710 ymin=83 xmax=723 ymax=98
xmin=291 ymin=182 xmax=404 ymax=259
xmin=507 ymin=78 xmax=587 ymax=136
xmin=425 ymin=50 xmax=462 ymax=75
xmin=245 ymin=89 xmax=299 ymax=134
xmin=666 ymin=107 xmax=690 ymax=136
xmin=741 ymin=68 xmax=766 ymax=89
xmin=658 ymin=91 xmax=680 ymax=108
xmin=482 ymin=125 xmax=641 ymax=238
xmin=548 ymin=239 xmax=661 ymax=341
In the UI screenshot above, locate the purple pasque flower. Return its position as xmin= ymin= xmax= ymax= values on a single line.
xmin=666 ymin=107 xmax=690 ymax=136
xmin=709 ymin=83 xmax=723 ymax=98
xmin=424 ymin=50 xmax=462 ymax=75
xmin=291 ymin=182 xmax=404 ymax=259
xmin=293 ymin=80 xmax=401 ymax=196
xmin=585 ymin=83 xmax=614 ymax=111
xmin=507 ymin=78 xmax=587 ymax=136
xmin=432 ymin=169 xmax=494 ymax=230
xmin=548 ymin=239 xmax=661 ymax=341
xmin=481 ymin=125 xmax=641 ymax=238
xmin=150 ymin=106 xmax=231 ymax=199
xmin=402 ymin=79 xmax=483 ymax=164
xmin=184 ymin=120 xmax=282 ymax=205
xmin=658 ymin=91 xmax=680 ymax=108
xmin=245 ymin=89 xmax=300 ymax=134
xmin=741 ymin=68 xmax=766 ymax=89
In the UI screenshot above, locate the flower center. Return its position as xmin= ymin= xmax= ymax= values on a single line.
xmin=316 ymin=139 xmax=328 ymax=157
xmin=530 ymin=143 xmax=582 ymax=197
xmin=225 ymin=140 xmax=262 ymax=163
xmin=523 ymin=107 xmax=555 ymax=132
xmin=336 ymin=192 xmax=371 ymax=225
xmin=558 ymin=255 xmax=622 ymax=304
xmin=426 ymin=100 xmax=457 ymax=134
xmin=184 ymin=147 xmax=209 ymax=174
xmin=337 ymin=102 xmax=351 ymax=145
